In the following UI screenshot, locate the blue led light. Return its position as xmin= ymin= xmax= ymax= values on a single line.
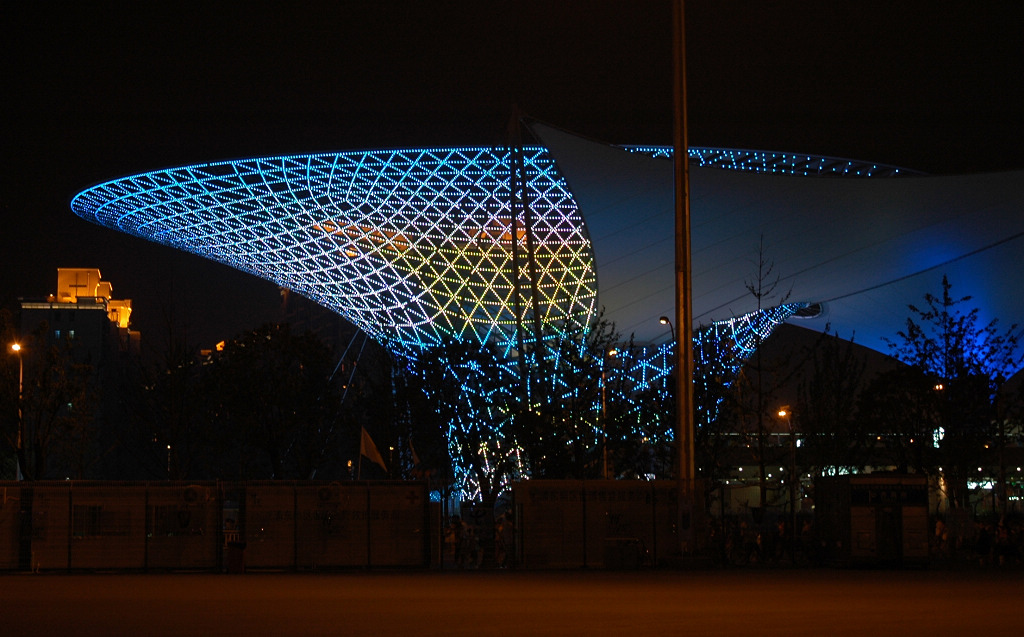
xmin=72 ymin=148 xmax=598 ymax=358
xmin=71 ymin=145 xmax=836 ymax=496
xmin=621 ymin=146 xmax=922 ymax=177
xmin=417 ymin=303 xmax=805 ymax=500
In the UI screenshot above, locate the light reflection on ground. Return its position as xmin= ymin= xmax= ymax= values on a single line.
xmin=0 ymin=569 xmax=1020 ymax=636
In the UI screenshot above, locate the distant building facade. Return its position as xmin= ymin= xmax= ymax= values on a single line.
xmin=13 ymin=268 xmax=140 ymax=479
xmin=19 ymin=268 xmax=139 ymax=363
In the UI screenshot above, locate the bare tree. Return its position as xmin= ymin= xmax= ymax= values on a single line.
xmin=797 ymin=331 xmax=870 ymax=477
xmin=14 ymin=324 xmax=97 ymax=479
xmin=734 ymin=237 xmax=793 ymax=510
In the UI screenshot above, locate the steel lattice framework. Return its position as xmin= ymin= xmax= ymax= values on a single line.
xmin=71 ymin=145 xmax=874 ymax=495
xmin=624 ymin=146 xmax=922 ymax=177
xmin=72 ymin=147 xmax=596 ymax=357
xmin=71 ymin=145 xmax=892 ymax=358
xmin=423 ymin=303 xmax=805 ymax=498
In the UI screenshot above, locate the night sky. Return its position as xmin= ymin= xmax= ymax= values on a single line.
xmin=3 ymin=1 xmax=1022 ymax=351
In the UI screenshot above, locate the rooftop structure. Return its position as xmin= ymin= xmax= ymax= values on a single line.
xmin=20 ymin=268 xmax=138 ymax=360
xmin=69 ymin=135 xmax=990 ymax=363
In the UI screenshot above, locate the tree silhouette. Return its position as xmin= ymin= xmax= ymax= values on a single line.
xmin=408 ymin=338 xmax=523 ymax=503
xmin=202 ymin=323 xmax=344 ymax=479
xmin=797 ymin=331 xmax=870 ymax=477
xmin=736 ymin=238 xmax=794 ymax=510
xmin=10 ymin=324 xmax=96 ymax=480
xmin=884 ymin=275 xmax=1022 ymax=508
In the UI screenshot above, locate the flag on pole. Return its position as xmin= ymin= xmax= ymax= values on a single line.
xmin=360 ymin=427 xmax=388 ymax=471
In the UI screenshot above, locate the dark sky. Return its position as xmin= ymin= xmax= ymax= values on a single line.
xmin=3 ymin=1 xmax=1022 ymax=350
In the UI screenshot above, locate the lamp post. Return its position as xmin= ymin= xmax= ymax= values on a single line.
xmin=659 ymin=316 xmax=675 ymax=342
xmin=10 ymin=342 xmax=24 ymax=481
xmin=657 ymin=317 xmax=676 ymax=415
xmin=778 ymin=407 xmax=796 ymax=555
xmin=658 ymin=317 xmax=676 ymax=394
xmin=672 ymin=0 xmax=696 ymax=557
xmin=601 ymin=347 xmax=618 ymax=480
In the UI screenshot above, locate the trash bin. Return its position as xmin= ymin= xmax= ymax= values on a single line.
xmin=226 ymin=542 xmax=247 ymax=574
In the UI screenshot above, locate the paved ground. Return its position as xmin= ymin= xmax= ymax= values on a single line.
xmin=1 ymin=568 xmax=1021 ymax=636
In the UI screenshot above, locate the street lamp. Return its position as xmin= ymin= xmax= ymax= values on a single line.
xmin=778 ymin=406 xmax=797 ymax=555
xmin=601 ymin=347 xmax=618 ymax=480
xmin=658 ymin=316 xmax=675 ymax=342
xmin=10 ymin=342 xmax=24 ymax=481
xmin=657 ymin=317 xmax=676 ymax=397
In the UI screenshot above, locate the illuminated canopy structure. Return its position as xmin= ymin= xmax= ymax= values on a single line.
xmin=71 ymin=129 xmax=1024 ymax=364
xmin=71 ymin=128 xmax=1024 ymax=491
xmin=73 ymin=147 xmax=596 ymax=358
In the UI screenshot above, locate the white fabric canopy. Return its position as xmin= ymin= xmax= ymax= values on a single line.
xmin=532 ymin=123 xmax=1024 ymax=354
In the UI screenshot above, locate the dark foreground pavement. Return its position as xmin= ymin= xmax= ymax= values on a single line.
xmin=1 ymin=569 xmax=1021 ymax=636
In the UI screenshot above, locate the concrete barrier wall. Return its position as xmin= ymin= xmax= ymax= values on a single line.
xmin=514 ymin=480 xmax=680 ymax=568
xmin=515 ymin=480 xmax=587 ymax=568
xmin=0 ymin=486 xmax=23 ymax=569
xmin=69 ymin=485 xmax=147 ymax=569
xmin=243 ymin=484 xmax=296 ymax=569
xmin=146 ymin=484 xmax=220 ymax=569
xmin=31 ymin=485 xmax=72 ymax=571
xmin=368 ymin=484 xmax=429 ymax=567
xmin=0 ymin=481 xmax=429 ymax=572
xmin=294 ymin=484 xmax=369 ymax=569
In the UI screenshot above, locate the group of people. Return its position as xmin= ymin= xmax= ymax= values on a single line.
xmin=443 ymin=508 xmax=1022 ymax=568
xmin=935 ymin=515 xmax=1021 ymax=567
xmin=710 ymin=516 xmax=819 ymax=567
xmin=445 ymin=511 xmax=515 ymax=569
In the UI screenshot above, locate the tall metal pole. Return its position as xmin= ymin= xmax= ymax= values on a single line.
xmin=600 ymin=347 xmax=617 ymax=480
xmin=672 ymin=0 xmax=696 ymax=553
xmin=508 ymin=107 xmax=546 ymax=402
xmin=779 ymin=407 xmax=797 ymax=557
xmin=11 ymin=343 xmax=24 ymax=481
xmin=601 ymin=362 xmax=608 ymax=480
xmin=507 ymin=108 xmax=530 ymax=400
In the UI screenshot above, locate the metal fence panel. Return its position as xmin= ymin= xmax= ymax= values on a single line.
xmin=0 ymin=486 xmax=22 ymax=569
xmin=368 ymin=484 xmax=427 ymax=567
xmin=243 ymin=484 xmax=297 ymax=569
xmin=514 ymin=480 xmax=680 ymax=568
xmin=0 ymin=481 xmax=429 ymax=572
xmin=30 ymin=485 xmax=71 ymax=571
xmin=145 ymin=484 xmax=220 ymax=570
xmin=295 ymin=484 xmax=369 ymax=569
xmin=515 ymin=480 xmax=586 ymax=568
xmin=69 ymin=485 xmax=146 ymax=569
